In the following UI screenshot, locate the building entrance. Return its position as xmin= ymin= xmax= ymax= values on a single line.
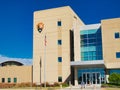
xmin=78 ymin=68 xmax=105 ymax=85
xmin=82 ymin=72 xmax=101 ymax=84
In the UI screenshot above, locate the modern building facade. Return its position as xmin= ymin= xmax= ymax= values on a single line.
xmin=33 ymin=6 xmax=120 ymax=85
xmin=71 ymin=18 xmax=120 ymax=85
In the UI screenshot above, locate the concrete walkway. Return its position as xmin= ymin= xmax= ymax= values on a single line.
xmin=64 ymin=84 xmax=101 ymax=90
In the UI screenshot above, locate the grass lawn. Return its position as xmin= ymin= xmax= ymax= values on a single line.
xmin=102 ymin=88 xmax=120 ymax=90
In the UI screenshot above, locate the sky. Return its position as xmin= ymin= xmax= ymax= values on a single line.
xmin=0 ymin=0 xmax=120 ymax=62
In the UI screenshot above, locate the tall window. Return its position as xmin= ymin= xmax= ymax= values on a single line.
xmin=58 ymin=57 xmax=62 ymax=62
xmin=2 ymin=78 xmax=5 ymax=83
xmin=14 ymin=78 xmax=17 ymax=83
xmin=115 ymin=32 xmax=120 ymax=38
xmin=116 ymin=52 xmax=120 ymax=58
xmin=80 ymin=29 xmax=103 ymax=61
xmin=57 ymin=21 xmax=61 ymax=26
xmin=8 ymin=78 xmax=11 ymax=83
xmin=58 ymin=76 xmax=62 ymax=82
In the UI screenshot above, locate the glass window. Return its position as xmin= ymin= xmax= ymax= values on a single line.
xmin=97 ymin=51 xmax=102 ymax=56
xmin=88 ymin=39 xmax=96 ymax=43
xmin=8 ymin=78 xmax=11 ymax=83
xmin=89 ymin=56 xmax=93 ymax=60
xmin=58 ymin=57 xmax=62 ymax=62
xmin=88 ymin=34 xmax=96 ymax=38
xmin=84 ymin=57 xmax=88 ymax=61
xmin=58 ymin=76 xmax=62 ymax=82
xmin=115 ymin=32 xmax=119 ymax=38
xmin=57 ymin=21 xmax=61 ymax=26
xmin=84 ymin=52 xmax=88 ymax=57
xmin=88 ymin=29 xmax=97 ymax=34
xmin=97 ymin=56 xmax=103 ymax=60
xmin=116 ymin=52 xmax=120 ymax=58
xmin=88 ymin=51 xmax=92 ymax=56
xmin=80 ymin=30 xmax=88 ymax=35
xmin=80 ymin=29 xmax=103 ymax=61
xmin=14 ymin=78 xmax=17 ymax=83
xmin=2 ymin=78 xmax=5 ymax=83
xmin=109 ymin=69 xmax=120 ymax=74
xmin=58 ymin=40 xmax=62 ymax=45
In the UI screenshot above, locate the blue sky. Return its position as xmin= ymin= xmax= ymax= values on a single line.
xmin=0 ymin=0 xmax=120 ymax=60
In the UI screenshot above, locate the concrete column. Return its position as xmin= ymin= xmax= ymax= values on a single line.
xmin=74 ymin=67 xmax=78 ymax=85
xmin=105 ymin=69 xmax=109 ymax=83
xmin=106 ymin=75 xmax=109 ymax=83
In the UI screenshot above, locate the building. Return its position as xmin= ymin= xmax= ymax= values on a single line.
xmin=0 ymin=6 xmax=119 ymax=86
xmin=0 ymin=58 xmax=32 ymax=83
xmin=71 ymin=18 xmax=120 ymax=85
xmin=33 ymin=6 xmax=84 ymax=84
xmin=33 ymin=6 xmax=120 ymax=85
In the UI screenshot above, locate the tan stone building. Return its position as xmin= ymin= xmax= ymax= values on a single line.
xmin=0 ymin=60 xmax=32 ymax=83
xmin=33 ymin=6 xmax=84 ymax=84
xmin=33 ymin=6 xmax=120 ymax=85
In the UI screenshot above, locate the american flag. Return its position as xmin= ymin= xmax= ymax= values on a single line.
xmin=44 ymin=35 xmax=47 ymax=46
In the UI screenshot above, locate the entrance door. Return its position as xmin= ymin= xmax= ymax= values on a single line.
xmin=92 ymin=72 xmax=101 ymax=84
xmin=82 ymin=72 xmax=101 ymax=84
xmin=96 ymin=72 xmax=101 ymax=84
xmin=82 ymin=73 xmax=91 ymax=84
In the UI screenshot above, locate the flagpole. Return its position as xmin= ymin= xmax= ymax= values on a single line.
xmin=40 ymin=57 xmax=42 ymax=87
xmin=44 ymin=34 xmax=46 ymax=88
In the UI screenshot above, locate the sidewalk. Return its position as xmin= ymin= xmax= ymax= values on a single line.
xmin=63 ymin=84 xmax=101 ymax=90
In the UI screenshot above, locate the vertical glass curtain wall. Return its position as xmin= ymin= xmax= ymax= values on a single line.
xmin=80 ymin=28 xmax=103 ymax=61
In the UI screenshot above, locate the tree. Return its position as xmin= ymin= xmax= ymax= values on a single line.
xmin=108 ymin=73 xmax=120 ymax=84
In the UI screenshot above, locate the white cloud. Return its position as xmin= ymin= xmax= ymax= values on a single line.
xmin=0 ymin=54 xmax=32 ymax=65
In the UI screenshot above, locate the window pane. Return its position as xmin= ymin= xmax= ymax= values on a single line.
xmin=8 ymin=78 xmax=11 ymax=83
xmin=88 ymin=39 xmax=96 ymax=43
xmin=84 ymin=57 xmax=88 ymax=61
xmin=80 ymin=30 xmax=88 ymax=35
xmin=97 ymin=56 xmax=103 ymax=60
xmin=115 ymin=32 xmax=119 ymax=38
xmin=88 ymin=34 xmax=96 ymax=38
xmin=84 ymin=52 xmax=88 ymax=57
xmin=58 ymin=57 xmax=62 ymax=62
xmin=2 ymin=78 xmax=5 ymax=83
xmin=58 ymin=40 xmax=62 ymax=45
xmin=58 ymin=76 xmax=62 ymax=82
xmin=116 ymin=52 xmax=120 ymax=58
xmin=58 ymin=21 xmax=61 ymax=26
xmin=109 ymin=69 xmax=120 ymax=74
xmin=14 ymin=78 xmax=17 ymax=83
xmin=88 ymin=51 xmax=92 ymax=56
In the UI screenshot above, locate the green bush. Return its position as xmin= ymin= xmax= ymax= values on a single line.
xmin=108 ymin=73 xmax=120 ymax=84
xmin=61 ymin=82 xmax=69 ymax=87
